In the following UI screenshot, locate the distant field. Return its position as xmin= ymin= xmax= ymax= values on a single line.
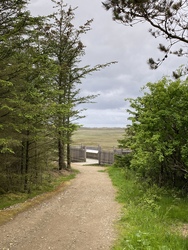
xmin=71 ymin=127 xmax=125 ymax=150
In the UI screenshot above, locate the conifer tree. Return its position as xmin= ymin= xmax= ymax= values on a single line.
xmin=103 ymin=0 xmax=188 ymax=74
xmin=0 ymin=1 xmax=55 ymax=191
xmin=44 ymin=0 xmax=115 ymax=170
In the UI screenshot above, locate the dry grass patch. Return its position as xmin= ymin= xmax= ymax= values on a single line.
xmin=172 ymin=223 xmax=188 ymax=238
xmin=72 ymin=127 xmax=125 ymax=149
xmin=181 ymin=224 xmax=188 ymax=237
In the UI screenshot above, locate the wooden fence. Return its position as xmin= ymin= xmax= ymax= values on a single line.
xmin=70 ymin=145 xmax=86 ymax=162
xmin=99 ymin=150 xmax=114 ymax=165
xmin=70 ymin=145 xmax=131 ymax=165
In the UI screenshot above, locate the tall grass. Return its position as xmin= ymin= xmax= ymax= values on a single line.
xmin=108 ymin=166 xmax=188 ymax=250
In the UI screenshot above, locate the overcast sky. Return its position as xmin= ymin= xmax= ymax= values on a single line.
xmin=29 ymin=0 xmax=187 ymax=127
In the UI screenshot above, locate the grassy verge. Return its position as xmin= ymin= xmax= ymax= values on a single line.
xmin=108 ymin=166 xmax=188 ymax=250
xmin=0 ymin=169 xmax=77 ymax=225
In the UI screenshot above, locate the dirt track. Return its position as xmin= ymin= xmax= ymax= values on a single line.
xmin=0 ymin=162 xmax=121 ymax=250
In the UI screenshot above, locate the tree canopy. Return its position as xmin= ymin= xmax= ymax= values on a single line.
xmin=0 ymin=0 xmax=115 ymax=193
xmin=120 ymin=77 xmax=188 ymax=189
xmin=103 ymin=0 xmax=188 ymax=72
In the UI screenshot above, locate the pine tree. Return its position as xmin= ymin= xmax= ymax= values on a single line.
xmin=43 ymin=0 xmax=115 ymax=170
xmin=103 ymin=0 xmax=188 ymax=73
xmin=0 ymin=1 xmax=55 ymax=191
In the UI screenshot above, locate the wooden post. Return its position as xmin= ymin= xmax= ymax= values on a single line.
xmin=83 ymin=145 xmax=86 ymax=162
xmin=98 ymin=145 xmax=101 ymax=165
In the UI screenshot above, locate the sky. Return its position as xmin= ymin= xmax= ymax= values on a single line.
xmin=28 ymin=0 xmax=187 ymax=128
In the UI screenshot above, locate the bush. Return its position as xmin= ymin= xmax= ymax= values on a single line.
xmin=114 ymin=153 xmax=133 ymax=168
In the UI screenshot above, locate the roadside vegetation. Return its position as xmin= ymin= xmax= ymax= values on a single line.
xmin=109 ymin=76 xmax=188 ymax=249
xmin=1 ymin=2 xmax=188 ymax=245
xmin=0 ymin=0 xmax=113 ymax=196
xmin=0 ymin=169 xmax=77 ymax=225
xmin=120 ymin=77 xmax=188 ymax=191
xmin=108 ymin=163 xmax=188 ymax=250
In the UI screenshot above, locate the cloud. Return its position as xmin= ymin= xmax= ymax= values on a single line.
xmin=77 ymin=108 xmax=129 ymax=128
xmin=28 ymin=0 xmax=187 ymax=127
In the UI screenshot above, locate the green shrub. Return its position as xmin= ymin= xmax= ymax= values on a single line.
xmin=114 ymin=153 xmax=133 ymax=168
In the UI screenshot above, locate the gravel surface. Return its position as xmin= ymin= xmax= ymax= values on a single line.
xmin=0 ymin=162 xmax=121 ymax=250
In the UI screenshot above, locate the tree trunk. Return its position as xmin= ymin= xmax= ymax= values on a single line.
xmin=20 ymin=140 xmax=25 ymax=175
xmin=58 ymin=136 xmax=66 ymax=170
xmin=24 ymin=131 xmax=30 ymax=191
xmin=67 ymin=143 xmax=71 ymax=169
xmin=159 ymin=163 xmax=164 ymax=187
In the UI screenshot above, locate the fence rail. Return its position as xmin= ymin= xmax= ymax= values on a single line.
xmin=99 ymin=150 xmax=114 ymax=165
xmin=70 ymin=145 xmax=131 ymax=165
xmin=70 ymin=146 xmax=86 ymax=162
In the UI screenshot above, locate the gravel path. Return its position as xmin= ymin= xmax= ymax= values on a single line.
xmin=0 ymin=162 xmax=121 ymax=250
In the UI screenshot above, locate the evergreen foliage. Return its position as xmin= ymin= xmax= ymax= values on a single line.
xmin=0 ymin=0 xmax=114 ymax=193
xmin=103 ymin=0 xmax=188 ymax=74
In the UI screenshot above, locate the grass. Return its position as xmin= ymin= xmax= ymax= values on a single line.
xmin=98 ymin=169 xmax=107 ymax=173
xmin=108 ymin=166 xmax=188 ymax=250
xmin=72 ymin=127 xmax=125 ymax=150
xmin=0 ymin=170 xmax=77 ymax=225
